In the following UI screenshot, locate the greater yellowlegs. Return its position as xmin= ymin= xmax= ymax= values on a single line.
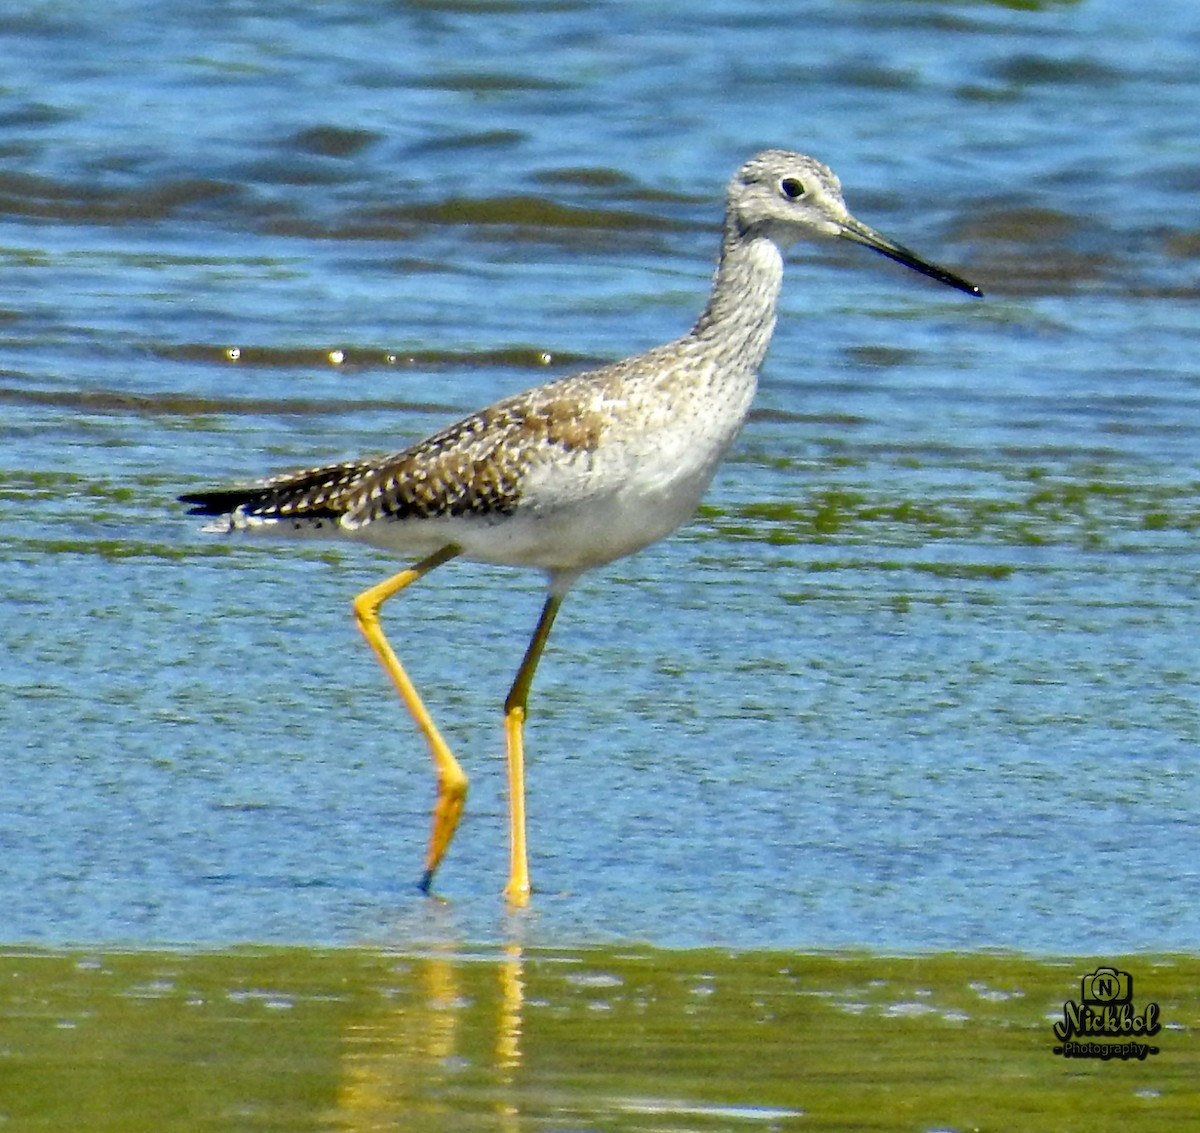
xmin=181 ymin=150 xmax=981 ymax=904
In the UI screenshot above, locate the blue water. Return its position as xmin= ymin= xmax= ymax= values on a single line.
xmin=2 ymin=0 xmax=1199 ymax=953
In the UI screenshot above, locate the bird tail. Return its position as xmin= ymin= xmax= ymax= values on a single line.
xmin=179 ymin=456 xmax=383 ymax=535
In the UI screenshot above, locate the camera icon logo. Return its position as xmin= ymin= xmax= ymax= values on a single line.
xmin=1081 ymin=966 xmax=1132 ymax=1004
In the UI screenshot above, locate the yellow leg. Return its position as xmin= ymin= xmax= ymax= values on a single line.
xmin=501 ymin=594 xmax=563 ymax=905
xmin=352 ymin=544 xmax=463 ymax=894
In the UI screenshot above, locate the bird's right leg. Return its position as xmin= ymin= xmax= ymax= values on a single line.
xmin=352 ymin=544 xmax=463 ymax=893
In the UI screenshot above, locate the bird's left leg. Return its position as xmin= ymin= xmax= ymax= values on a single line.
xmin=502 ymin=593 xmax=563 ymax=905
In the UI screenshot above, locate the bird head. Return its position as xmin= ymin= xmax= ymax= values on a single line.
xmin=728 ymin=149 xmax=981 ymax=297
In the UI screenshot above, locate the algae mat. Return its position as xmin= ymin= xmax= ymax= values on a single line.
xmin=1 ymin=947 xmax=1194 ymax=1130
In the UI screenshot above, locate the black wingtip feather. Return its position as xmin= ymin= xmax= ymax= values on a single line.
xmin=178 ymin=490 xmax=242 ymax=516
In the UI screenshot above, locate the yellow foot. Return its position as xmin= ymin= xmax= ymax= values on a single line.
xmin=417 ymin=768 xmax=468 ymax=896
xmin=503 ymin=878 xmax=531 ymax=907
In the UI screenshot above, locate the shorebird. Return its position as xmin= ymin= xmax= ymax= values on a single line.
xmin=181 ymin=149 xmax=980 ymax=904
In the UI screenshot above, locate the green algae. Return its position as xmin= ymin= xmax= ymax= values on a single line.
xmin=0 ymin=946 xmax=1193 ymax=1132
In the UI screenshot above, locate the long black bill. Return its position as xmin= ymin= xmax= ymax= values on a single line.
xmin=840 ymin=218 xmax=982 ymax=298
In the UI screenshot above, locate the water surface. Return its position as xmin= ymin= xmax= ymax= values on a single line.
xmin=1 ymin=0 xmax=1198 ymax=956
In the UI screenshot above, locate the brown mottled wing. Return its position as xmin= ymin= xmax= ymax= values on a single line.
xmin=341 ymin=380 xmax=607 ymax=527
xmin=180 ymin=375 xmax=607 ymax=526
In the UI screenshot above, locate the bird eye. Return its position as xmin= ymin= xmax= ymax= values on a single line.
xmin=779 ymin=177 xmax=806 ymax=200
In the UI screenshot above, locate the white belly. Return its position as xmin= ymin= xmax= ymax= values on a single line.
xmin=351 ymin=400 xmax=741 ymax=574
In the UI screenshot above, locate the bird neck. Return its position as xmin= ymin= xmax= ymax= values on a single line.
xmin=689 ymin=228 xmax=784 ymax=371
